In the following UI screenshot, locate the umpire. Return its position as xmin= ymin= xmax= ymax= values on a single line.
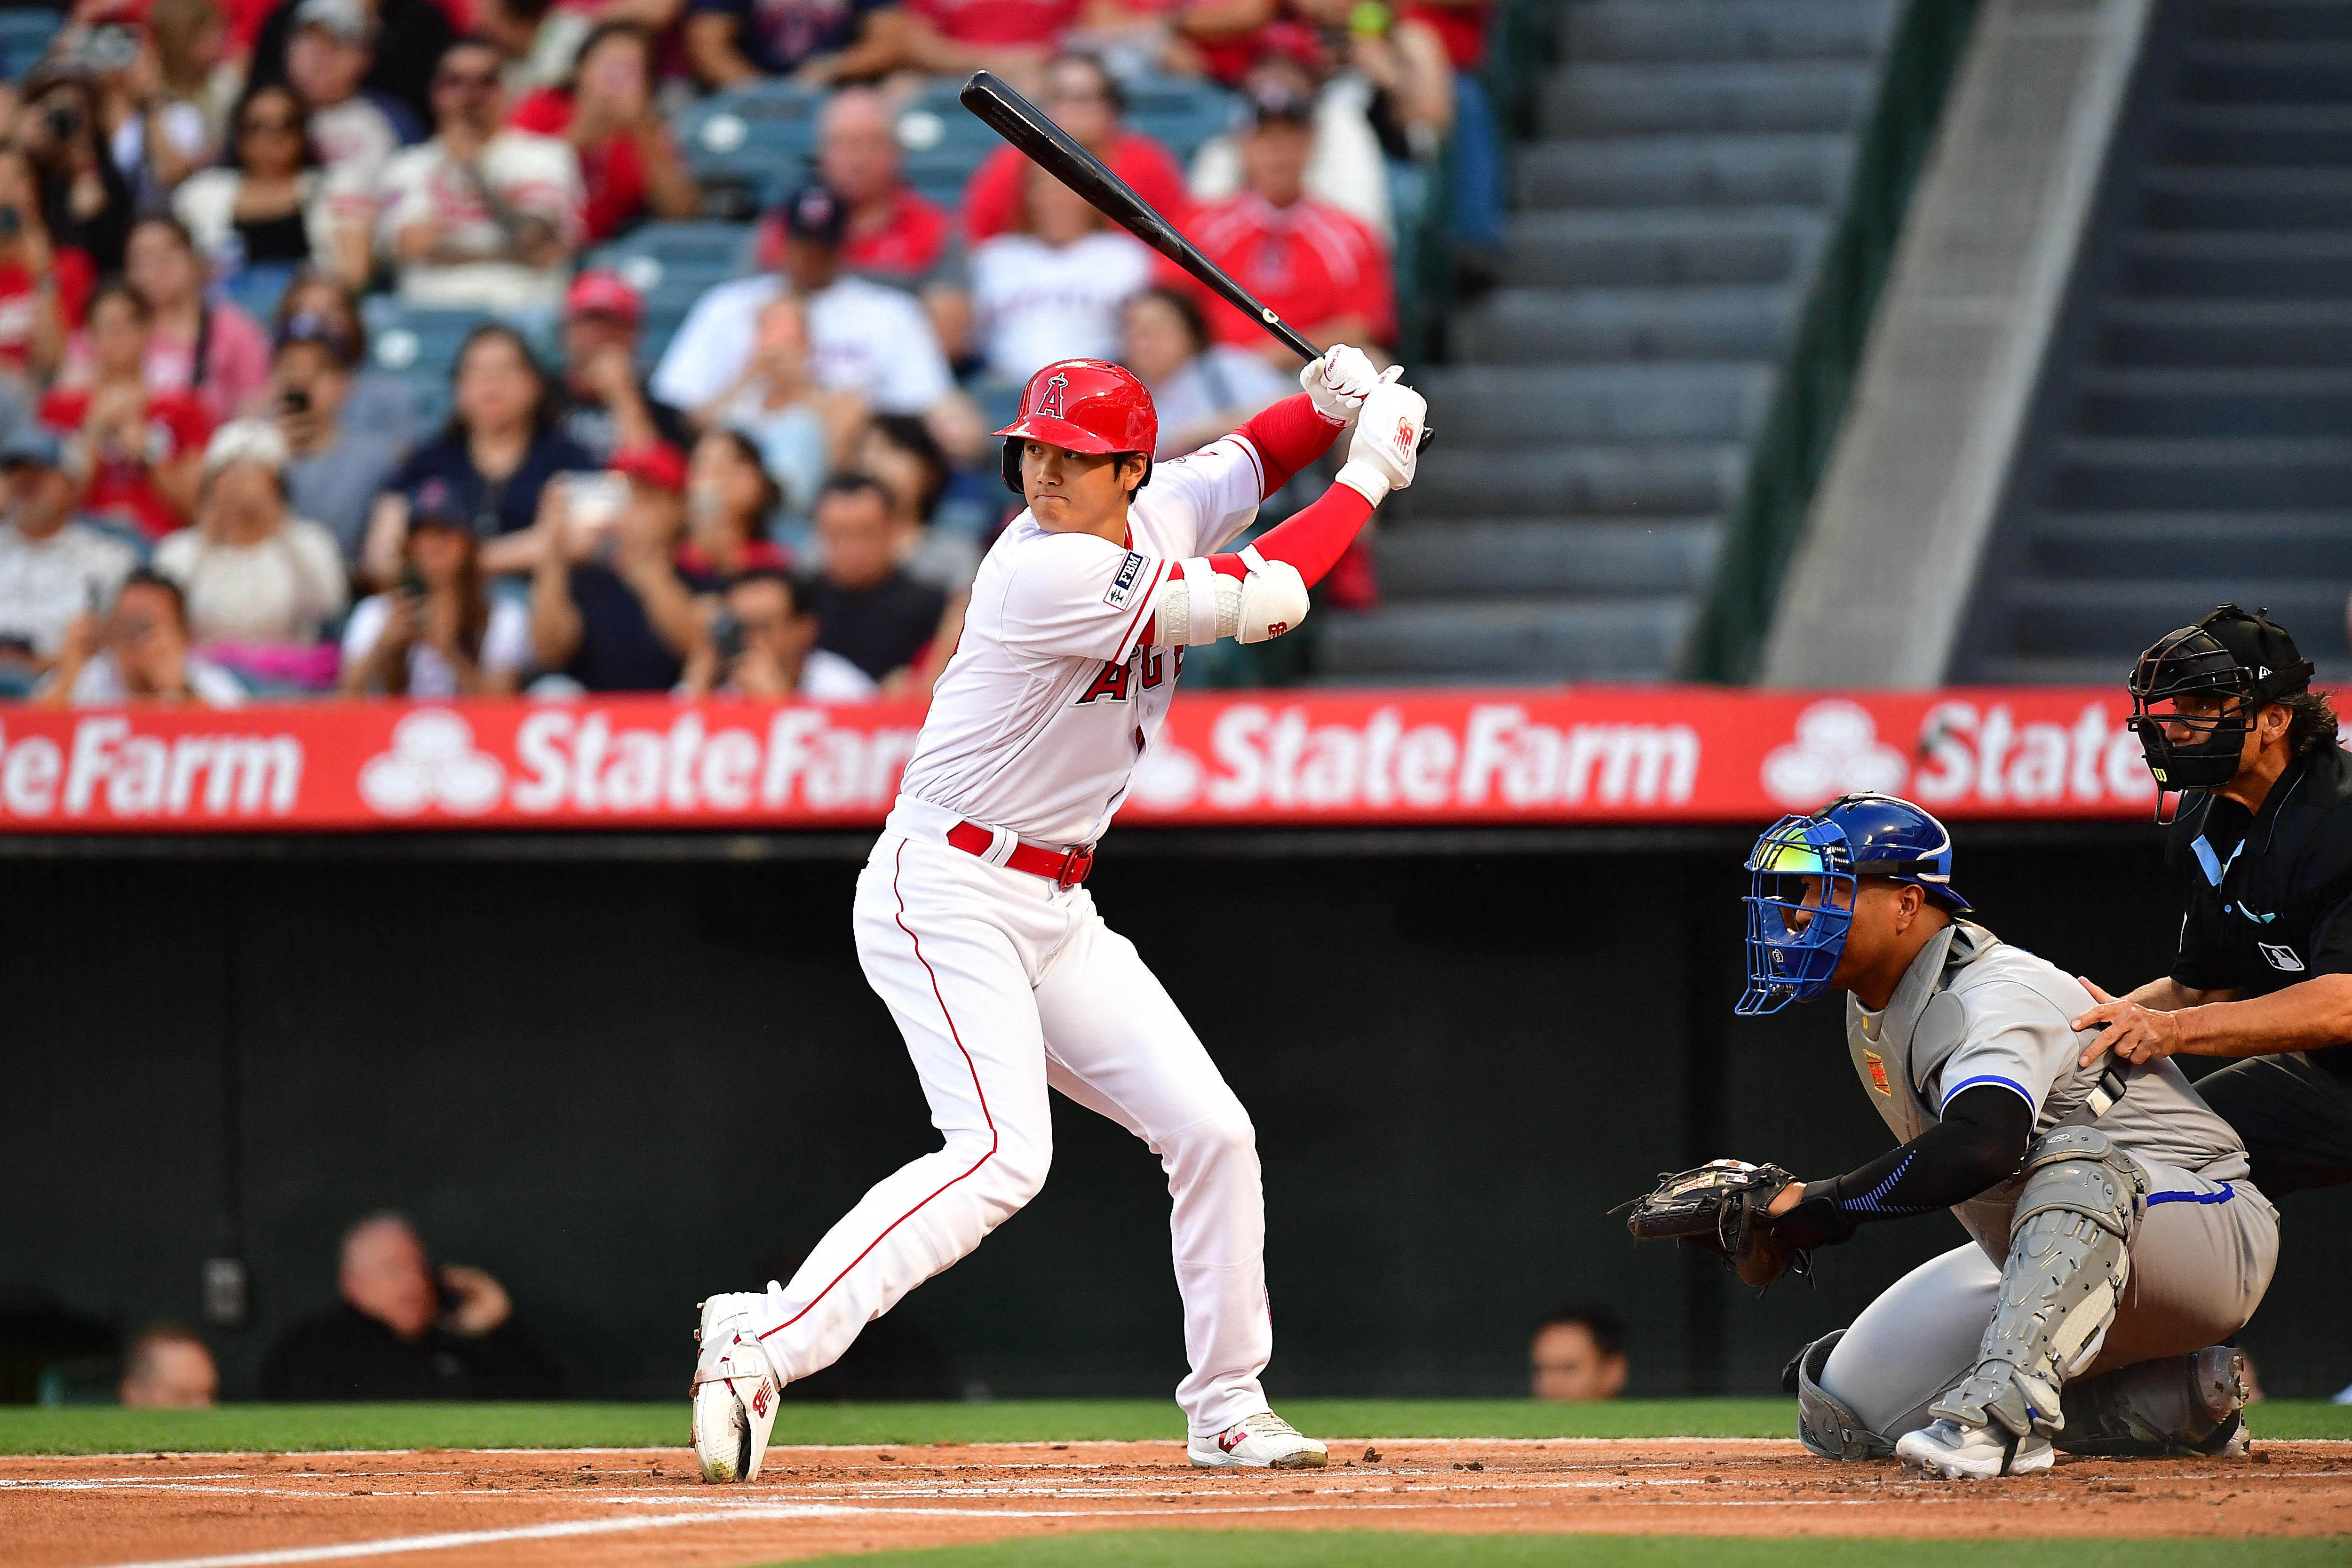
xmin=2074 ymin=604 xmax=2352 ymax=1196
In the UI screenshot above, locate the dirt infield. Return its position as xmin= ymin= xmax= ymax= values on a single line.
xmin=4 ymin=1437 xmax=2346 ymax=1568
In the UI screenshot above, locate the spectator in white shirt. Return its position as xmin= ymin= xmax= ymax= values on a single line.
xmin=652 ymin=183 xmax=951 ymax=422
xmin=0 ymin=426 xmax=139 ymax=694
xmin=338 ymin=492 xmax=530 ymax=696
xmin=970 ymin=161 xmax=1152 ymax=385
xmin=285 ymin=0 xmax=409 ymax=236
xmin=378 ymin=38 xmax=584 ymax=317
xmin=38 ymin=566 xmax=247 ymax=707
xmin=1120 ymin=284 xmax=1289 ymax=458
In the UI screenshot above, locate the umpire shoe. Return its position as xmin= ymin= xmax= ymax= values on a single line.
xmin=691 ymin=1290 xmax=782 ymax=1483
xmin=1895 ymin=1417 xmax=2054 ymax=1480
xmin=1188 ymin=1411 xmax=1329 ymax=1470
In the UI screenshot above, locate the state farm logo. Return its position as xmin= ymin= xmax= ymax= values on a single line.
xmin=359 ymin=709 xmax=504 ymax=817
xmin=1762 ymin=700 xmax=1908 ymax=807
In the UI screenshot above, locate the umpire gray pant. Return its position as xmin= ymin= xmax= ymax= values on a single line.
xmin=1819 ymin=1159 xmax=2279 ymax=1439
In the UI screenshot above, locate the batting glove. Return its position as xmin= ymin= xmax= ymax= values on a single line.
xmin=1300 ymin=344 xmax=1383 ymax=424
xmin=1335 ymin=379 xmax=1426 ymax=504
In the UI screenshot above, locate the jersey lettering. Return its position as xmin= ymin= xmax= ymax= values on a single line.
xmin=1139 ymin=646 xmax=1165 ymax=689
xmin=1075 ymin=658 xmax=1132 ymax=705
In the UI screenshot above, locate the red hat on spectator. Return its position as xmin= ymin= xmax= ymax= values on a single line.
xmin=993 ymin=358 xmax=1158 ymax=495
xmin=611 ymin=442 xmax=687 ymax=493
xmin=566 ymin=270 xmax=644 ymax=326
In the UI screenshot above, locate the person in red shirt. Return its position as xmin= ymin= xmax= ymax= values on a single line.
xmin=41 ymin=281 xmax=214 ymax=541
xmin=0 ymin=144 xmax=92 ymax=385
xmin=962 ymin=54 xmax=1188 ymax=244
xmin=901 ymin=0 xmax=1113 ymax=89
xmin=507 ymin=21 xmax=700 ymax=243
xmin=1186 ymin=80 xmax=1394 ymax=366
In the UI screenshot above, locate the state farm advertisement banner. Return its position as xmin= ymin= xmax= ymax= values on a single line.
xmin=0 ymin=688 xmax=2169 ymax=834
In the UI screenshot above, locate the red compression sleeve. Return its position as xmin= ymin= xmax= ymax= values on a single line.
xmin=1232 ymin=393 xmax=1344 ymax=500
xmin=1207 ymin=481 xmax=1374 ymax=589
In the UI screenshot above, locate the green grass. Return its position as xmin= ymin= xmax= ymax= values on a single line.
xmin=788 ymin=1536 xmax=2352 ymax=1568
xmin=0 ymin=1398 xmax=2345 ymax=1456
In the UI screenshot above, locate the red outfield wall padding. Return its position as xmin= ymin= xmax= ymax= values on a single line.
xmin=0 ymin=687 xmax=2169 ymax=833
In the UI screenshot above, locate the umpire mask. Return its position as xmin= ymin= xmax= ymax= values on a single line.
xmin=2128 ymin=604 xmax=2313 ymax=794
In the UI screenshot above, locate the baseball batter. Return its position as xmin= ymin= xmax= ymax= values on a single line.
xmin=687 ymin=350 xmax=1427 ymax=1482
xmin=1634 ymin=794 xmax=2278 ymax=1479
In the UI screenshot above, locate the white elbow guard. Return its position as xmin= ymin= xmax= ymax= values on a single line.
xmin=1146 ymin=547 xmax=1311 ymax=647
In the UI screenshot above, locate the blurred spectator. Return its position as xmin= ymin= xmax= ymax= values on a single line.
xmin=971 ymin=162 xmax=1151 ymax=384
xmin=963 ymin=55 xmax=1187 ymax=244
xmin=1530 ymin=1305 xmax=1628 ymax=1402
xmin=553 ymin=269 xmax=691 ymax=463
xmin=681 ymin=567 xmax=875 ymax=699
xmin=275 ymin=0 xmax=421 ymax=215
xmin=251 ymin=0 xmax=454 ymax=133
xmin=680 ymin=425 xmax=791 ymax=582
xmin=272 ymin=310 xmax=402 ymax=562
xmin=1168 ymin=0 xmax=1320 ymax=88
xmin=1401 ymin=0 xmax=1502 ymax=278
xmin=694 ymin=294 xmax=844 ymax=517
xmin=1120 ymin=284 xmax=1286 ymax=457
xmin=274 ymin=270 xmax=421 ymax=448
xmin=902 ymin=0 xmax=1098 ymax=93
xmin=476 ymin=0 xmax=583 ymax=93
xmin=38 ymin=566 xmax=247 ymax=706
xmin=856 ymin=411 xmax=972 ymax=594
xmin=1190 ymin=80 xmax=1392 ymax=364
xmin=119 ymin=1325 xmax=218 ymax=1409
xmin=508 ymin=22 xmax=698 ymax=244
xmin=653 ymin=182 xmax=952 ymax=420
xmin=0 ymin=427 xmax=139 ymax=695
xmin=259 ymin=1212 xmax=562 ymax=1401
xmin=176 ymin=85 xmax=366 ymax=319
xmin=528 ymin=440 xmax=704 ymax=692
xmin=379 ymin=38 xmax=584 ymax=316
xmin=0 ymin=144 xmax=86 ymax=387
xmin=42 ymin=281 xmax=213 ymax=542
xmin=686 ymin=0 xmax=912 ymax=88
xmin=149 ymin=0 xmax=238 ymax=145
xmin=1190 ymin=50 xmax=1391 ymax=245
xmin=367 ymin=323 xmax=594 ymax=583
xmin=806 ymin=471 xmax=943 ymax=689
xmin=104 ymin=215 xmax=275 ymax=424
xmin=154 ymin=419 xmax=348 ymax=686
xmin=84 ymin=16 xmax=212 ymax=211
xmin=16 ymin=63 xmax=135 ymax=275
xmin=339 ymin=491 xmax=530 ymax=694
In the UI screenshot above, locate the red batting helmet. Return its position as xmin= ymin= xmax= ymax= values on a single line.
xmin=994 ymin=358 xmax=1158 ymax=495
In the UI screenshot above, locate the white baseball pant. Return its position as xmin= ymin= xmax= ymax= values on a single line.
xmin=747 ymin=798 xmax=1273 ymax=1435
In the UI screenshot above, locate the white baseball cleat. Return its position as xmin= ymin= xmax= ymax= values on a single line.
xmin=1187 ymin=1411 xmax=1328 ymax=1470
xmin=1895 ymin=1417 xmax=2054 ymax=1480
xmin=690 ymin=1291 xmax=781 ymax=1483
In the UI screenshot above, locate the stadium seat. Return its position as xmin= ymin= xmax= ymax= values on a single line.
xmin=673 ymin=82 xmax=826 ymax=217
xmin=0 ymin=8 xmax=60 ymax=78
xmin=1121 ymin=76 xmax=1239 ymax=163
xmin=895 ymin=148 xmax=986 ymax=213
xmin=586 ymin=220 xmax=756 ymax=297
xmin=896 ymin=80 xmax=1004 ymax=156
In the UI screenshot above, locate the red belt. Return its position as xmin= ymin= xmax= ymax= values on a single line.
xmin=946 ymin=820 xmax=1096 ymax=889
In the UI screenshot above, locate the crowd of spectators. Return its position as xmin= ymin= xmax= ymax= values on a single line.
xmin=0 ymin=0 xmax=1501 ymax=707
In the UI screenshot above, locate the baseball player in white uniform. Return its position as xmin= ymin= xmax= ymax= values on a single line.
xmin=687 ymin=350 xmax=1427 ymax=1482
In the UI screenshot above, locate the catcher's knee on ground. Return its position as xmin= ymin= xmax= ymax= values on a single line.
xmin=1812 ymin=1245 xmax=2000 ymax=1443
xmin=1787 ymin=1332 xmax=1895 ymax=1459
xmin=1933 ymin=1127 xmax=2145 ymax=1440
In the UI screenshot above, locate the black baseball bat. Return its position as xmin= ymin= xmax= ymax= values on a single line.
xmin=959 ymin=70 xmax=1320 ymax=362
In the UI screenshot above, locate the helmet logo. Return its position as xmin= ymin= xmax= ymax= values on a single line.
xmin=1038 ymin=372 xmax=1070 ymax=420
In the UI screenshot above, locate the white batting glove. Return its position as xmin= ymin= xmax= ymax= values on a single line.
xmin=1335 ymin=380 xmax=1426 ymax=504
xmin=1300 ymin=343 xmax=1383 ymax=424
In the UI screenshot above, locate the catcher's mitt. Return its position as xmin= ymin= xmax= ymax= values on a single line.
xmin=1620 ymin=1159 xmax=1806 ymax=1289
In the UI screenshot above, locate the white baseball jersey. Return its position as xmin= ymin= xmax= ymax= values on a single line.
xmin=895 ymin=434 xmax=1267 ymax=847
xmin=970 ymin=231 xmax=1156 ymax=384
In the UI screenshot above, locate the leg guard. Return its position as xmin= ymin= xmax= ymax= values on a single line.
xmin=2057 ymin=1345 xmax=2248 ymax=1457
xmin=1930 ymin=1126 xmax=2146 ymax=1440
xmin=1784 ymin=1331 xmax=1896 ymax=1461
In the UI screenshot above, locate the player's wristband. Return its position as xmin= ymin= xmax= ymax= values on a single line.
xmin=1335 ymin=459 xmax=1391 ymax=506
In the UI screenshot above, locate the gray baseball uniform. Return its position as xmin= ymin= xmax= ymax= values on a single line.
xmin=1817 ymin=922 xmax=2279 ymax=1441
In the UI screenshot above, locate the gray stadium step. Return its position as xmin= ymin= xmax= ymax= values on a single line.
xmin=2096 ymin=297 xmax=2352 ymax=365
xmin=1565 ymin=0 xmax=1896 ymax=64
xmin=1515 ymin=135 xmax=1852 ymax=209
xmin=1986 ymin=579 xmax=2352 ymax=661
xmin=1502 ymin=208 xmax=1826 ymax=289
xmin=2118 ymin=228 xmax=2352 ymax=296
xmin=2048 ymin=435 xmax=2352 ymax=509
xmin=1317 ymin=598 xmax=1699 ymax=682
xmin=2157 ymin=103 xmax=2352 ymax=165
xmin=1542 ymin=62 xmax=1878 ymax=138
xmin=1374 ymin=518 xmax=1723 ymax=599
xmin=2025 ymin=510 xmax=2352 ymax=577
xmin=1449 ymin=286 xmax=1798 ymax=364
xmin=2071 ymin=366 xmax=2352 ymax=435
xmin=2138 ymin=165 xmax=2352 ymax=228
xmin=2177 ymin=40 xmax=2352 ymax=103
xmin=1411 ymin=364 xmax=1772 ymax=445
xmin=1406 ymin=443 xmax=1743 ymax=520
xmin=2209 ymin=0 xmax=2352 ymax=44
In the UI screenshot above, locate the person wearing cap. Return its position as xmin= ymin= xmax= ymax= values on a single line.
xmin=272 ymin=0 xmax=420 ymax=202
xmin=528 ymin=439 xmax=705 ymax=692
xmin=651 ymin=181 xmax=952 ymax=423
xmin=152 ymin=417 xmax=348 ymax=684
xmin=555 ymin=269 xmax=692 ymax=465
xmin=685 ymin=0 xmax=911 ymax=91
xmin=508 ymin=21 xmax=699 ymax=244
xmin=1188 ymin=72 xmax=1396 ymax=367
xmin=339 ymin=482 xmax=531 ymax=696
xmin=378 ymin=37 xmax=585 ymax=317
xmin=964 ymin=56 xmax=1189 ymax=245
xmin=2074 ymin=606 xmax=2352 ymax=1199
xmin=40 ymin=279 xmax=215 ymax=541
xmin=38 ymin=565 xmax=247 ymax=707
xmin=272 ymin=309 xmax=403 ymax=563
xmin=250 ymin=0 xmax=453 ymax=134
xmin=0 ymin=425 xmax=138 ymax=695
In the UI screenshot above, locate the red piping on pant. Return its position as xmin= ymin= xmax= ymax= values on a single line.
xmin=762 ymin=839 xmax=1000 ymax=1339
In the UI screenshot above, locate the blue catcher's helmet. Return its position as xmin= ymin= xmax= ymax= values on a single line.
xmin=1736 ymin=793 xmax=1972 ymax=1017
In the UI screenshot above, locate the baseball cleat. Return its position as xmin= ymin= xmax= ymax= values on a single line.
xmin=1187 ymin=1411 xmax=1328 ymax=1470
xmin=691 ymin=1291 xmax=781 ymax=1483
xmin=1895 ymin=1417 xmax=2053 ymax=1480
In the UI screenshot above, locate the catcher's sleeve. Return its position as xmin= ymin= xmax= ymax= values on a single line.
xmin=1772 ymin=1085 xmax=2034 ymax=1250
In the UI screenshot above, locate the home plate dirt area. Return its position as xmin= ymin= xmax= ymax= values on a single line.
xmin=5 ymin=1438 xmax=2348 ymax=1568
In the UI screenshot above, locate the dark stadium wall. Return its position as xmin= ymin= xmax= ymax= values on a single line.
xmin=5 ymin=828 xmax=2348 ymax=1403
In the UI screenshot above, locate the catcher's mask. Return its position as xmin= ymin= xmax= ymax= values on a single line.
xmin=2128 ymin=604 xmax=2312 ymax=797
xmin=1737 ymin=793 xmax=1971 ymax=1017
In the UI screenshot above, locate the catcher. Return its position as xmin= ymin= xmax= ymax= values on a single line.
xmin=1625 ymin=793 xmax=2278 ymax=1479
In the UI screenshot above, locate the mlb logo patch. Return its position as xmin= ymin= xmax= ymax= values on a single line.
xmin=1103 ymin=551 xmax=1147 ymax=610
xmin=2259 ymin=941 xmax=2306 ymax=972
xmin=1862 ymin=1049 xmax=1892 ymax=1097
